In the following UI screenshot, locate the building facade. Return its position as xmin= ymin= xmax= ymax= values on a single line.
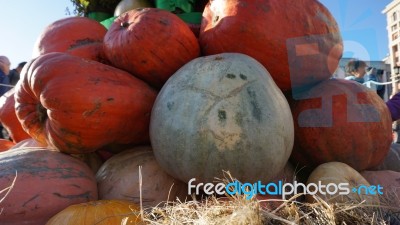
xmin=383 ymin=0 xmax=400 ymax=93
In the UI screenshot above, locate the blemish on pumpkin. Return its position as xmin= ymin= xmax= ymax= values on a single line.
xmin=141 ymin=60 xmax=147 ymax=64
xmin=60 ymin=127 xmax=79 ymax=137
xmin=213 ymin=15 xmax=220 ymax=23
xmin=261 ymin=4 xmax=270 ymax=12
xmin=22 ymin=194 xmax=40 ymax=207
xmin=150 ymin=50 xmax=164 ymax=63
xmin=218 ymin=110 xmax=227 ymax=122
xmin=15 ymin=211 xmax=27 ymax=215
xmin=69 ymin=38 xmax=98 ymax=50
xmin=167 ymin=102 xmax=174 ymax=110
xmin=83 ymin=101 xmax=101 ymax=117
xmin=235 ymin=113 xmax=243 ymax=125
xmin=240 ymin=74 xmax=247 ymax=80
xmin=159 ymin=18 xmax=170 ymax=26
xmin=106 ymin=97 xmax=114 ymax=102
xmin=89 ymin=77 xmax=101 ymax=85
xmin=37 ymin=79 xmax=43 ymax=87
xmin=239 ymin=2 xmax=248 ymax=7
xmin=226 ymin=74 xmax=236 ymax=79
xmin=208 ymin=129 xmax=242 ymax=152
xmin=53 ymin=191 xmax=92 ymax=200
xmin=247 ymin=87 xmax=262 ymax=122
xmin=214 ymin=56 xmax=224 ymax=61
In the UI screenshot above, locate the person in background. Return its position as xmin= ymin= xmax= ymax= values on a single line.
xmin=387 ymin=92 xmax=400 ymax=122
xmin=0 ymin=56 xmax=11 ymax=139
xmin=8 ymin=61 xmax=26 ymax=86
xmin=0 ymin=56 xmax=11 ymax=96
xmin=389 ymin=93 xmax=400 ymax=143
xmin=344 ymin=59 xmax=367 ymax=84
xmin=364 ymin=67 xmax=378 ymax=82
xmin=364 ymin=67 xmax=385 ymax=99
xmin=376 ymin=69 xmax=386 ymax=99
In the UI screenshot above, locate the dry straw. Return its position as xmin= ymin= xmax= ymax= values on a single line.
xmin=140 ymin=172 xmax=400 ymax=225
xmin=140 ymin=190 xmax=400 ymax=225
xmin=0 ymin=171 xmax=17 ymax=215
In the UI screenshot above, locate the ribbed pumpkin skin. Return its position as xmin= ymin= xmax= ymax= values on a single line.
xmin=199 ymin=0 xmax=343 ymax=91
xmin=0 ymin=89 xmax=31 ymax=143
xmin=150 ymin=53 xmax=294 ymax=184
xmin=15 ymin=52 xmax=157 ymax=154
xmin=32 ymin=17 xmax=108 ymax=62
xmin=96 ymin=146 xmax=188 ymax=207
xmin=9 ymin=138 xmax=47 ymax=149
xmin=104 ymin=8 xmax=200 ymax=88
xmin=46 ymin=200 xmax=142 ymax=225
xmin=0 ymin=139 xmax=15 ymax=152
xmin=289 ymin=79 xmax=392 ymax=171
xmin=0 ymin=148 xmax=98 ymax=225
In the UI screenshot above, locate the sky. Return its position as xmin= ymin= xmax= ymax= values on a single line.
xmin=319 ymin=0 xmax=392 ymax=61
xmin=0 ymin=0 xmax=74 ymax=68
xmin=0 ymin=0 xmax=395 ymax=68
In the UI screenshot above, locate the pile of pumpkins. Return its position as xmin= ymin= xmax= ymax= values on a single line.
xmin=0 ymin=0 xmax=398 ymax=224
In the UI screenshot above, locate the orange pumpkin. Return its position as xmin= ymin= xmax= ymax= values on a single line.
xmin=0 ymin=147 xmax=98 ymax=225
xmin=0 ymin=88 xmax=31 ymax=143
xmin=0 ymin=139 xmax=15 ymax=152
xmin=104 ymin=8 xmax=200 ymax=88
xmin=46 ymin=200 xmax=142 ymax=225
xmin=289 ymin=79 xmax=392 ymax=171
xmin=32 ymin=17 xmax=108 ymax=62
xmin=15 ymin=52 xmax=157 ymax=154
xmin=199 ymin=0 xmax=343 ymax=91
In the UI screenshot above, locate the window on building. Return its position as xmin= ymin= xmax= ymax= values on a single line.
xmin=393 ymin=32 xmax=399 ymax=40
xmin=393 ymin=46 xmax=399 ymax=66
xmin=393 ymin=24 xmax=398 ymax=31
xmin=394 ymin=12 xmax=398 ymax=22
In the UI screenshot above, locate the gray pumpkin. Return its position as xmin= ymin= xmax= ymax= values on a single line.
xmin=150 ymin=53 xmax=294 ymax=184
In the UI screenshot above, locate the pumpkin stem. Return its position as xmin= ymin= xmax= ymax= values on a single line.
xmin=120 ymin=22 xmax=131 ymax=28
